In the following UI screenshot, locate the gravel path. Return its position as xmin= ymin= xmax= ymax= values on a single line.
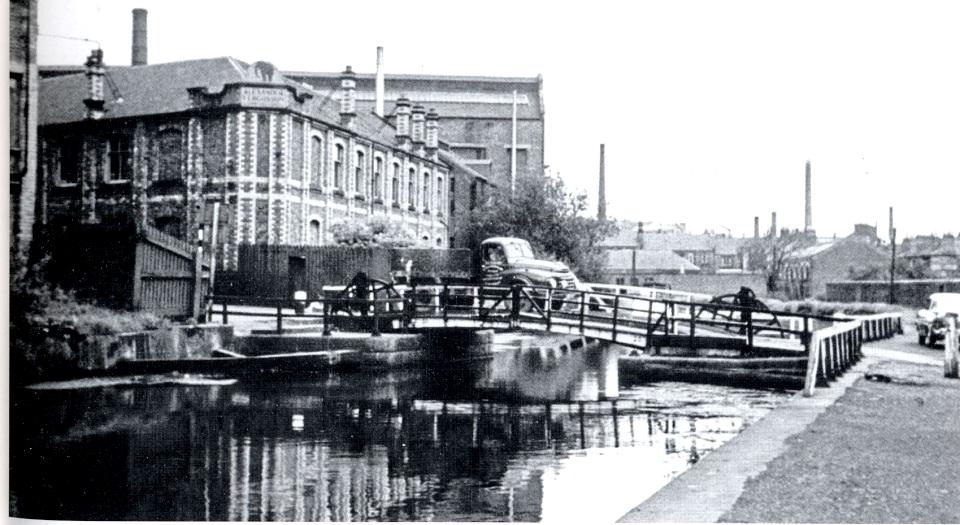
xmin=720 ymin=336 xmax=960 ymax=523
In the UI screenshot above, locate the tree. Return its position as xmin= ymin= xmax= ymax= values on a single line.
xmin=747 ymin=228 xmax=814 ymax=294
xmin=329 ymin=216 xmax=424 ymax=248
xmin=456 ymin=173 xmax=618 ymax=282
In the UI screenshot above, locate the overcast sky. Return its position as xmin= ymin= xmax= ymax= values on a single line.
xmin=37 ymin=0 xmax=960 ymax=239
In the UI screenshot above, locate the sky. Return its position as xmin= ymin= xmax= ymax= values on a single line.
xmin=35 ymin=0 xmax=960 ymax=239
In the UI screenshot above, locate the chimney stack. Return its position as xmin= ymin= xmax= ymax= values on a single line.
xmin=84 ymin=49 xmax=106 ymax=120
xmin=425 ymin=108 xmax=439 ymax=157
xmin=411 ymin=104 xmax=426 ymax=146
xmin=754 ymin=216 xmax=760 ymax=238
xmin=131 ymin=8 xmax=148 ymax=66
xmin=395 ymin=96 xmax=411 ymax=146
xmin=771 ymin=211 xmax=777 ymax=238
xmin=804 ymin=160 xmax=813 ymax=233
xmin=598 ymin=144 xmax=606 ymax=220
xmin=375 ymin=47 xmax=385 ymax=118
xmin=339 ymin=66 xmax=356 ymax=126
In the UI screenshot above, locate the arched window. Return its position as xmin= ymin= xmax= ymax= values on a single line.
xmin=310 ymin=136 xmax=323 ymax=189
xmin=334 ymin=144 xmax=344 ymax=190
xmin=309 ymin=219 xmax=321 ymax=245
xmin=422 ymin=171 xmax=430 ymax=211
xmin=355 ymin=150 xmax=365 ymax=196
xmin=407 ymin=167 xmax=416 ymax=207
xmin=391 ymin=162 xmax=400 ymax=205
xmin=158 ymin=128 xmax=183 ymax=182
xmin=373 ymin=156 xmax=383 ymax=201
xmin=436 ymin=176 xmax=443 ymax=215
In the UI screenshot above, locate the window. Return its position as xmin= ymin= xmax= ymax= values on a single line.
xmin=334 ymin=144 xmax=344 ymax=190
xmin=56 ymin=139 xmax=82 ymax=185
xmin=155 ymin=216 xmax=182 ymax=238
xmin=469 ymin=180 xmax=479 ymax=210
xmin=373 ymin=156 xmax=383 ymax=201
xmin=9 ymin=76 xmax=23 ymax=175
xmin=407 ymin=168 xmax=415 ymax=207
xmin=309 ymin=219 xmax=321 ymax=245
xmin=422 ymin=171 xmax=430 ymax=211
xmin=450 ymin=176 xmax=456 ymax=216
xmin=355 ymin=150 xmax=365 ymax=197
xmin=158 ymin=128 xmax=183 ymax=181
xmin=310 ymin=136 xmax=323 ymax=189
xmin=436 ymin=176 xmax=443 ymax=215
xmin=107 ymin=133 xmax=133 ymax=181
xmin=391 ymin=162 xmax=400 ymax=205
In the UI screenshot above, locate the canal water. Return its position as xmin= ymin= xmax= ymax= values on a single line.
xmin=9 ymin=335 xmax=791 ymax=522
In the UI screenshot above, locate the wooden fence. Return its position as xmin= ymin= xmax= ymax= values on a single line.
xmin=218 ymin=244 xmax=472 ymax=300
xmin=44 ymin=222 xmax=207 ymax=319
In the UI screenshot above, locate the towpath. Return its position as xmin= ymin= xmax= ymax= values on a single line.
xmin=619 ymin=326 xmax=960 ymax=523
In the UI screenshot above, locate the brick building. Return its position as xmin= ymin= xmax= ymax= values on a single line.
xmin=781 ymin=224 xmax=889 ymax=299
xmin=9 ymin=0 xmax=39 ymax=258
xmin=38 ymin=52 xmax=472 ymax=270
xmin=285 ymin=59 xmax=544 ymax=248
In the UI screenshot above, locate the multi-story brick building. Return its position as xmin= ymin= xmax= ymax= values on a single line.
xmin=9 ymin=0 xmax=39 ymax=258
xmin=285 ymin=57 xmax=545 ymax=248
xmin=38 ymin=52 xmax=475 ymax=270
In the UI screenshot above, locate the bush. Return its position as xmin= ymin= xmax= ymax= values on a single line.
xmin=764 ymin=298 xmax=904 ymax=317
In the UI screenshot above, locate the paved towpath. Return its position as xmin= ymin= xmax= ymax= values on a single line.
xmin=619 ymin=329 xmax=960 ymax=523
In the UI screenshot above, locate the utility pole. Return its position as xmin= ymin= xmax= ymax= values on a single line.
xmin=889 ymin=206 xmax=896 ymax=304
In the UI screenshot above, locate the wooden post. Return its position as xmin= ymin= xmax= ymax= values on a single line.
xmin=579 ymin=292 xmax=586 ymax=334
xmin=946 ymin=317 xmax=959 ymax=379
xmin=688 ymin=306 xmax=696 ymax=354
xmin=546 ymin=288 xmax=553 ymax=331
xmin=276 ymin=304 xmax=283 ymax=334
xmin=323 ymin=301 xmax=331 ymax=336
xmin=206 ymin=202 xmax=220 ymax=320
xmin=221 ymin=296 xmax=229 ymax=324
xmin=746 ymin=309 xmax=754 ymax=351
xmin=803 ymin=328 xmax=821 ymax=397
xmin=372 ymin=298 xmax=382 ymax=337
xmin=612 ymin=295 xmax=620 ymax=343
xmin=192 ymin=227 xmax=204 ymax=321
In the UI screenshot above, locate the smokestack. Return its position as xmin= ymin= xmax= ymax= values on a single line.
xmin=375 ymin=47 xmax=385 ymax=117
xmin=771 ymin=211 xmax=777 ymax=238
xmin=804 ymin=160 xmax=812 ymax=233
xmin=889 ymin=206 xmax=894 ymax=240
xmin=598 ymin=144 xmax=606 ymax=220
xmin=84 ymin=49 xmax=106 ymax=120
xmin=131 ymin=8 xmax=148 ymax=66
xmin=754 ymin=216 xmax=760 ymax=238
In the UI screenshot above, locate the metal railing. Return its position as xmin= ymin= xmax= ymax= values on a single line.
xmin=207 ymin=284 xmax=903 ymax=392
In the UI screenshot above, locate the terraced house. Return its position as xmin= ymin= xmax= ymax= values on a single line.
xmin=38 ymin=51 xmax=476 ymax=270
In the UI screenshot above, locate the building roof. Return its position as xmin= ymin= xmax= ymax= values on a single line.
xmin=39 ymin=56 xmax=411 ymax=147
xmin=604 ymin=249 xmax=701 ymax=273
xmin=599 ymin=220 xmax=747 ymax=255
xmin=286 ymin=71 xmax=544 ymax=120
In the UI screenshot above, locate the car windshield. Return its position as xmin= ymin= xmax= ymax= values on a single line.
xmin=503 ymin=241 xmax=534 ymax=259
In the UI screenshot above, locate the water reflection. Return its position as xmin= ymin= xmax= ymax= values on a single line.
xmin=10 ymin=340 xmax=789 ymax=522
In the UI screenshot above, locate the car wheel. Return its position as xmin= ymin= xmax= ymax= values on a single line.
xmin=918 ymin=332 xmax=926 ymax=345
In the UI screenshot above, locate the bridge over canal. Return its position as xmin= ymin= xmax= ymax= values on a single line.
xmin=209 ymin=282 xmax=902 ymax=395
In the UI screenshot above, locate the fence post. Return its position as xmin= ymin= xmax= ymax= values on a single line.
xmin=803 ymin=326 xmax=821 ymax=397
xmin=276 ymin=303 xmax=283 ymax=334
xmin=222 ymin=296 xmax=229 ymax=325
xmin=579 ymin=292 xmax=586 ymax=334
xmin=688 ymin=306 xmax=696 ymax=354
xmin=511 ymin=284 xmax=522 ymax=328
xmin=746 ymin=308 xmax=754 ymax=351
xmin=946 ymin=317 xmax=959 ymax=379
xmin=372 ymin=299 xmax=382 ymax=337
xmin=323 ymin=301 xmax=331 ymax=336
xmin=442 ymin=284 xmax=449 ymax=326
xmin=546 ymin=288 xmax=553 ymax=331
xmin=612 ymin=295 xmax=619 ymax=343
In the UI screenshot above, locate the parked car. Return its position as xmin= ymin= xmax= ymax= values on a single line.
xmin=916 ymin=292 xmax=960 ymax=347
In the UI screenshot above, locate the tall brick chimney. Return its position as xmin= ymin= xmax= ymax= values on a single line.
xmin=754 ymin=216 xmax=760 ymax=238
xmin=84 ymin=48 xmax=106 ymax=120
xmin=375 ymin=46 xmax=385 ymax=117
xmin=410 ymin=104 xmax=426 ymax=146
xmin=598 ymin=144 xmax=606 ymax=220
xmin=339 ymin=66 xmax=356 ymax=126
xmin=771 ymin=211 xmax=777 ymax=238
xmin=131 ymin=8 xmax=147 ymax=66
xmin=425 ymin=108 xmax=439 ymax=156
xmin=804 ymin=160 xmax=813 ymax=234
xmin=395 ymin=96 xmax=411 ymax=145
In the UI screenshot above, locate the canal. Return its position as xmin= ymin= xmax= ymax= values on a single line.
xmin=9 ymin=334 xmax=792 ymax=522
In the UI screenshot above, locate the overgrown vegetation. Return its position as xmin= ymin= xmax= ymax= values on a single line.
xmin=456 ymin=173 xmax=618 ymax=282
xmin=10 ymin=250 xmax=170 ymax=385
xmin=764 ymin=298 xmax=904 ymax=317
xmin=329 ymin=216 xmax=426 ymax=247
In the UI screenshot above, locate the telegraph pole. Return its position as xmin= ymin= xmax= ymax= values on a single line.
xmin=889 ymin=206 xmax=896 ymax=304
